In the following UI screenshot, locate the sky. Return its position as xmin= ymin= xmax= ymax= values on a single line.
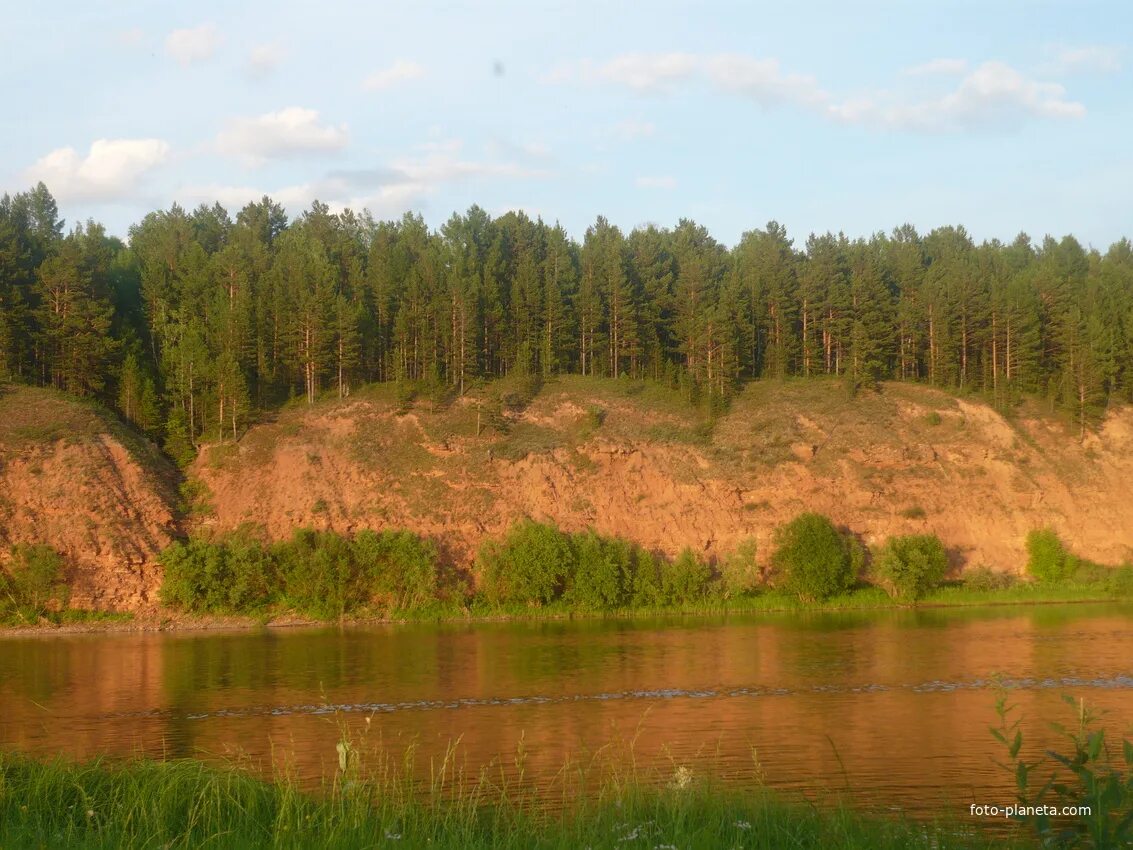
xmin=2 ymin=0 xmax=1130 ymax=249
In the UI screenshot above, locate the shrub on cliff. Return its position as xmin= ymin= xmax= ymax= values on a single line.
xmin=662 ymin=548 xmax=714 ymax=604
xmin=1025 ymin=528 xmax=1075 ymax=584
xmin=873 ymin=534 xmax=948 ymax=600
xmin=475 ymin=520 xmax=575 ymax=606
xmin=564 ymin=531 xmax=628 ymax=610
xmin=353 ymin=529 xmax=438 ymax=610
xmin=771 ymin=513 xmax=856 ymax=602
xmin=1 ymin=544 xmax=68 ymax=622
xmin=718 ymin=538 xmax=761 ymax=598
xmin=160 ymin=536 xmax=273 ymax=613
xmin=630 ymin=549 xmax=665 ymax=607
xmin=275 ymin=530 xmax=363 ymax=619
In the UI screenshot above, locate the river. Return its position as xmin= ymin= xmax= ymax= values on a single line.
xmin=3 ymin=603 xmax=1132 ymax=822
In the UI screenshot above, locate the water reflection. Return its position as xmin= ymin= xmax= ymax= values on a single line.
xmin=2 ymin=604 xmax=1132 ymax=819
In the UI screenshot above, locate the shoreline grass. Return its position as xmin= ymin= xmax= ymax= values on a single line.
xmin=0 ymin=751 xmax=1024 ymax=850
xmin=1 ymin=585 xmax=1126 ymax=636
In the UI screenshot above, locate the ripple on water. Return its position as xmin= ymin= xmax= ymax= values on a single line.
xmin=113 ymin=673 xmax=1133 ymax=723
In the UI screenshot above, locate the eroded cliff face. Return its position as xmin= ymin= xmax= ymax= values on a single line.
xmin=0 ymin=388 xmax=179 ymax=609
xmin=191 ymin=378 xmax=1133 ymax=577
xmin=6 ymin=379 xmax=1131 ymax=613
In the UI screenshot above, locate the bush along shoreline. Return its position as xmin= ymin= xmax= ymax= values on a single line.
xmin=151 ymin=517 xmax=1132 ymax=623
xmin=4 ymin=516 xmax=1131 ymax=627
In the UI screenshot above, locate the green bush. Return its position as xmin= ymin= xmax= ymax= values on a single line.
xmin=475 ymin=520 xmax=575 ymax=606
xmin=873 ymin=534 xmax=948 ymax=600
xmin=1071 ymin=557 xmax=1109 ymax=586
xmin=1026 ymin=528 xmax=1076 ymax=583
xmin=160 ymin=536 xmax=274 ymax=614
xmin=163 ymin=408 xmax=197 ymax=467
xmin=1 ymin=544 xmax=68 ymax=622
xmin=662 ymin=548 xmax=713 ymax=604
xmin=161 ymin=528 xmax=441 ymax=619
xmin=993 ymin=693 xmax=1133 ymax=849
xmin=1107 ymin=565 xmax=1133 ymax=597
xmin=275 ymin=530 xmax=363 ymax=619
xmin=565 ymin=531 xmax=627 ymax=610
xmin=224 ymin=537 xmax=275 ymax=611
xmin=772 ymin=513 xmax=856 ymax=602
xmin=718 ymin=538 xmax=760 ymax=598
xmin=158 ymin=540 xmax=204 ymax=610
xmin=353 ymin=529 xmax=438 ymax=610
xmin=630 ymin=549 xmax=664 ymax=607
xmin=962 ymin=566 xmax=1017 ymax=592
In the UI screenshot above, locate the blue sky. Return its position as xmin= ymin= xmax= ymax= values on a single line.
xmin=2 ymin=0 xmax=1129 ymax=248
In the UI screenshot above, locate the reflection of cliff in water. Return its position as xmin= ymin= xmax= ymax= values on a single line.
xmin=2 ymin=605 xmax=1132 ymax=817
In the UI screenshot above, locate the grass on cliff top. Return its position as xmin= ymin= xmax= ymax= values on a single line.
xmin=0 ymin=750 xmax=1018 ymax=850
xmin=0 ymin=385 xmax=114 ymax=448
xmin=0 ymin=384 xmax=174 ymax=482
xmin=205 ymin=374 xmax=715 ymax=474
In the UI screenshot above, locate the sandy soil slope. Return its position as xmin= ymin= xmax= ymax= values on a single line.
xmin=192 ymin=378 xmax=1133 ymax=576
xmin=0 ymin=387 xmax=179 ymax=609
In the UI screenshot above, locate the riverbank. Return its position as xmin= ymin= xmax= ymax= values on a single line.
xmin=1 ymin=583 xmax=1124 ymax=637
xmin=0 ymin=752 xmax=1023 ymax=850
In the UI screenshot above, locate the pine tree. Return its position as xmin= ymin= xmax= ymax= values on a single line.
xmin=735 ymin=222 xmax=796 ymax=380
xmin=35 ymin=229 xmax=116 ymax=395
xmin=272 ymin=231 xmax=335 ymax=404
xmin=627 ymin=225 xmax=675 ymax=380
xmin=540 ymin=224 xmax=576 ymax=377
xmin=847 ymin=239 xmax=894 ymax=386
xmin=334 ymin=293 xmax=362 ymax=398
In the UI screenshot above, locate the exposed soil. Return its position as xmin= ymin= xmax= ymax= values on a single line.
xmin=0 ymin=387 xmax=180 ymax=610
xmin=193 ymin=379 xmax=1133 ymax=579
xmin=5 ymin=379 xmax=1132 ymax=615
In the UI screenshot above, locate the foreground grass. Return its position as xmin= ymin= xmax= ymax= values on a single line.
xmin=0 ymin=753 xmax=1020 ymax=850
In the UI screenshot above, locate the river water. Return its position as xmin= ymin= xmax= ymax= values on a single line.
xmin=3 ymin=604 xmax=1132 ymax=822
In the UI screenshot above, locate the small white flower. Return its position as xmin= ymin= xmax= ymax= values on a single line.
xmin=735 ymin=819 xmax=752 ymax=830
xmin=385 ymin=831 xmax=402 ymax=840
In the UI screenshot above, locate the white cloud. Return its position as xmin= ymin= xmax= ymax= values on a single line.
xmin=581 ymin=52 xmax=698 ymax=92
xmin=216 ymin=107 xmax=349 ymax=164
xmin=555 ymin=51 xmax=1085 ymax=133
xmin=391 ymin=142 xmax=548 ymax=185
xmin=484 ymin=138 xmax=553 ymax=161
xmin=182 ymin=177 xmax=427 ymax=221
xmin=702 ymin=54 xmax=827 ymax=107
xmin=182 ymin=140 xmax=548 ymax=220
xmin=831 ymin=61 xmax=1085 ymax=131
xmin=1050 ymin=45 xmax=1122 ymax=74
xmin=24 ymin=139 xmax=170 ymax=203
xmin=165 ymin=24 xmax=221 ymax=66
xmin=612 ymin=119 xmax=656 ymax=141
xmin=557 ymin=52 xmax=820 ymax=104
xmin=902 ymin=58 xmax=968 ymax=76
xmin=635 ymin=175 xmax=677 ymax=190
xmin=362 ymin=60 xmax=425 ymax=91
xmin=247 ymin=43 xmax=286 ymax=77
xmin=179 ymin=181 xmax=322 ymax=211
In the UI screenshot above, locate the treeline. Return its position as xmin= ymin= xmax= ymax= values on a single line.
xmin=3 ymin=182 xmax=1133 ymax=460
